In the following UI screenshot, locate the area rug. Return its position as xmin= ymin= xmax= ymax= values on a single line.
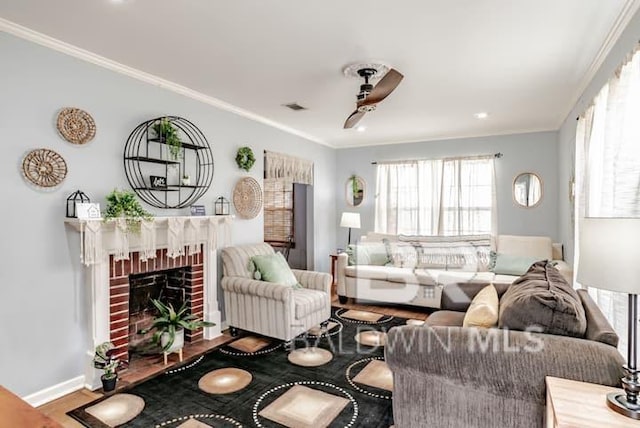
xmin=68 ymin=307 xmax=408 ymax=428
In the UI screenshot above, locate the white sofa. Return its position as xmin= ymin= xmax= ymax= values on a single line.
xmin=336 ymin=233 xmax=571 ymax=308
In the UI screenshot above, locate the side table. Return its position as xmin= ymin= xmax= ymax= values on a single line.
xmin=329 ymin=253 xmax=339 ymax=298
xmin=545 ymin=376 xmax=640 ymax=427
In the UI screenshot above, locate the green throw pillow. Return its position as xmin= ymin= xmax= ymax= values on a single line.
xmin=251 ymin=253 xmax=299 ymax=287
xmin=345 ymin=243 xmax=390 ymax=266
xmin=491 ymin=253 xmax=542 ymax=276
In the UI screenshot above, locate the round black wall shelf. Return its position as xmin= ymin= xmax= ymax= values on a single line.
xmin=124 ymin=116 xmax=214 ymax=209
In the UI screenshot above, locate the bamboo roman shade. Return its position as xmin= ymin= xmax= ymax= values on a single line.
xmin=264 ymin=178 xmax=294 ymax=244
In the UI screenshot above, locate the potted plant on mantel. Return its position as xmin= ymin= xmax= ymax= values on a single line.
xmin=93 ymin=342 xmax=122 ymax=393
xmin=140 ymin=299 xmax=215 ymax=355
xmin=103 ymin=189 xmax=153 ymax=234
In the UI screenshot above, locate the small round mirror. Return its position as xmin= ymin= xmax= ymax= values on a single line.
xmin=346 ymin=175 xmax=365 ymax=207
xmin=513 ymin=173 xmax=542 ymax=207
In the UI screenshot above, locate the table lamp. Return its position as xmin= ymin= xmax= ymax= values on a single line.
xmin=577 ymin=217 xmax=640 ymax=419
xmin=340 ymin=212 xmax=361 ymax=246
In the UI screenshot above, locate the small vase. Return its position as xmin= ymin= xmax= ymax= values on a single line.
xmin=167 ymin=164 xmax=180 ymax=186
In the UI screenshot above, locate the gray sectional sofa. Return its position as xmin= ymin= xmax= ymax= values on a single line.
xmin=385 ymin=262 xmax=624 ymax=428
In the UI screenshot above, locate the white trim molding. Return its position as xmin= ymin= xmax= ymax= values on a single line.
xmin=22 ymin=375 xmax=85 ymax=408
xmin=0 ymin=17 xmax=330 ymax=148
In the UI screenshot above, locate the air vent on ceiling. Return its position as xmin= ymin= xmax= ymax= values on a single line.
xmin=283 ymin=102 xmax=307 ymax=111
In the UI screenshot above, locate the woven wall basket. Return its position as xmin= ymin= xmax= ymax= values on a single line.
xmin=233 ymin=177 xmax=263 ymax=219
xmin=57 ymin=107 xmax=96 ymax=145
xmin=22 ymin=148 xmax=68 ymax=187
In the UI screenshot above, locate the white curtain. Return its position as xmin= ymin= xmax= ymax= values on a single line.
xmin=576 ymin=44 xmax=640 ymax=356
xmin=375 ymin=156 xmax=495 ymax=236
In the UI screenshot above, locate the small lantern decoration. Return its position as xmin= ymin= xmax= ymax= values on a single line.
xmin=214 ymin=196 xmax=230 ymax=216
xmin=66 ymin=190 xmax=90 ymax=218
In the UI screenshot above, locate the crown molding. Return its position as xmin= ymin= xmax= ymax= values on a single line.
xmin=0 ymin=18 xmax=332 ymax=148
xmin=559 ymin=0 xmax=640 ymax=127
xmin=335 ymin=127 xmax=557 ymax=149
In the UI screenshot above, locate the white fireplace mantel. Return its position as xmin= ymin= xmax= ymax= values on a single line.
xmin=65 ymin=215 xmax=231 ymax=390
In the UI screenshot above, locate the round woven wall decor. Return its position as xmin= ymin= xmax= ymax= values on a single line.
xmin=57 ymin=107 xmax=96 ymax=145
xmin=233 ymin=177 xmax=262 ymax=219
xmin=22 ymin=148 xmax=68 ymax=187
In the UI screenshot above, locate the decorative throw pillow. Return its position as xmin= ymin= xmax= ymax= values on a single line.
xmin=499 ymin=261 xmax=587 ymax=338
xmin=345 ymin=243 xmax=390 ymax=266
xmin=387 ymin=241 xmax=419 ymax=268
xmin=490 ymin=253 xmax=541 ymax=276
xmin=250 ymin=253 xmax=298 ymax=287
xmin=463 ymin=284 xmax=499 ymax=328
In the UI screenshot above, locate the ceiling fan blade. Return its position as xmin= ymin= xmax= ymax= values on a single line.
xmin=358 ymin=68 xmax=404 ymax=107
xmin=344 ymin=109 xmax=366 ymax=129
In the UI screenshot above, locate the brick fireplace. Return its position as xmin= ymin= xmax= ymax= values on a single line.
xmin=109 ymin=247 xmax=205 ymax=361
xmin=65 ymin=216 xmax=229 ymax=390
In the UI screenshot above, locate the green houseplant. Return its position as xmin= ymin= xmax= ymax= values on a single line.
xmin=93 ymin=342 xmax=120 ymax=392
xmin=141 ymin=299 xmax=215 ymax=352
xmin=152 ymin=117 xmax=182 ymax=160
xmin=103 ymin=189 xmax=153 ymax=233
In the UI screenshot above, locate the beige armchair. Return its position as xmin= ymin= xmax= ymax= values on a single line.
xmin=221 ymin=243 xmax=331 ymax=346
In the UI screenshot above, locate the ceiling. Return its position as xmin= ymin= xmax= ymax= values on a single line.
xmin=0 ymin=0 xmax=635 ymax=148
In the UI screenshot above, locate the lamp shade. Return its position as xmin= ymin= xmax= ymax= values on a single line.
xmin=577 ymin=218 xmax=640 ymax=294
xmin=340 ymin=212 xmax=361 ymax=229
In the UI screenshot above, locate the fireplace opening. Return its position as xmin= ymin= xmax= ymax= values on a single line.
xmin=128 ymin=267 xmax=190 ymax=354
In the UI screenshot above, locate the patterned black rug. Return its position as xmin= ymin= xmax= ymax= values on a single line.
xmin=68 ymin=307 xmax=412 ymax=427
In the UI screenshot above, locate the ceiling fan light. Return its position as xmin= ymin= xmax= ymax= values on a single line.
xmin=474 ymin=112 xmax=489 ymax=119
xmin=357 ymin=105 xmax=376 ymax=113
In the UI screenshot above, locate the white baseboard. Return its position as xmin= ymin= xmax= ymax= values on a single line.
xmin=22 ymin=375 xmax=85 ymax=408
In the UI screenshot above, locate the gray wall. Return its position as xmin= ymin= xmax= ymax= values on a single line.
xmin=0 ymin=32 xmax=336 ymax=397
xmin=557 ymin=8 xmax=640 ymax=265
xmin=335 ymin=132 xmax=559 ymax=247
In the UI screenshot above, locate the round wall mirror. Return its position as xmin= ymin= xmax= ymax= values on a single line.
xmin=346 ymin=175 xmax=365 ymax=207
xmin=513 ymin=172 xmax=543 ymax=207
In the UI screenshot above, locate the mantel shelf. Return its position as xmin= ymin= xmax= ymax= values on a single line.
xmin=64 ymin=215 xmax=233 ymax=232
xmin=64 ymin=215 xmax=233 ymax=267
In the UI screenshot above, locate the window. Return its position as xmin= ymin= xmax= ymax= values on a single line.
xmin=375 ymin=157 xmax=495 ymax=236
xmin=263 ymin=178 xmax=294 ymax=245
xmin=576 ymin=45 xmax=640 ymax=356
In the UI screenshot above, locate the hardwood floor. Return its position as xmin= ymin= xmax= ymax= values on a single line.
xmin=36 ymin=297 xmax=428 ymax=426
xmin=36 ymin=389 xmax=100 ymax=428
xmin=332 ymin=295 xmax=434 ymax=320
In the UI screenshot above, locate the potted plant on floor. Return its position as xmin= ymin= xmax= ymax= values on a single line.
xmin=141 ymin=299 xmax=215 ymax=354
xmin=93 ymin=342 xmax=120 ymax=392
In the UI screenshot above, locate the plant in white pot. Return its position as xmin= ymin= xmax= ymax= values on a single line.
xmin=93 ymin=342 xmax=123 ymax=392
xmin=141 ymin=299 xmax=215 ymax=356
